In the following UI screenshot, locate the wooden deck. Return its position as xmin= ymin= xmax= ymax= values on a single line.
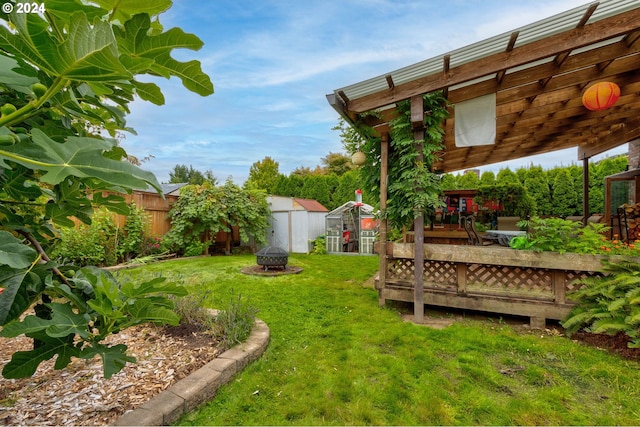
xmin=377 ymin=243 xmax=608 ymax=328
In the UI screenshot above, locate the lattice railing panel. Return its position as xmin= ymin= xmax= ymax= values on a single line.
xmin=466 ymin=264 xmax=553 ymax=297
xmin=564 ymin=271 xmax=606 ymax=299
xmin=424 ymin=260 xmax=457 ymax=289
xmin=387 ymin=258 xmax=414 ymax=281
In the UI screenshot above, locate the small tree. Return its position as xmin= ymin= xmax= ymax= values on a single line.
xmin=245 ymin=156 xmax=281 ymax=193
xmin=479 ymin=171 xmax=496 ymax=187
xmin=552 ymin=169 xmax=578 ymax=217
xmin=496 ymin=167 xmax=519 ymax=186
xmin=457 ymin=171 xmax=480 ymax=189
xmin=165 ymin=180 xmax=270 ymax=255
xmin=440 ymin=173 xmax=458 ymax=190
xmin=169 ymin=164 xmax=217 ymax=185
xmin=0 ymin=1 xmax=213 ymax=378
xmin=321 ymin=152 xmax=354 ymax=176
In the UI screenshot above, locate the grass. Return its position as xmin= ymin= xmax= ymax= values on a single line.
xmin=123 ymin=254 xmax=640 ymax=425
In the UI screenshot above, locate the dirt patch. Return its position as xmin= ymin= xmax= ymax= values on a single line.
xmin=570 ymin=331 xmax=640 ymax=361
xmin=397 ymin=303 xmax=640 ymax=361
xmin=240 ymin=264 xmax=303 ymax=276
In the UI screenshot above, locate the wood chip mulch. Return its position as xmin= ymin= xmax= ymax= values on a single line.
xmin=0 ymin=323 xmax=224 ymax=426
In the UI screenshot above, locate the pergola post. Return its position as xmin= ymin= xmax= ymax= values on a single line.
xmin=582 ymin=157 xmax=590 ymax=225
xmin=411 ymin=95 xmax=425 ymax=323
xmin=377 ymin=132 xmax=389 ymax=307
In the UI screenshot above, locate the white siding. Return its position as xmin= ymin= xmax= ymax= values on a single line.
xmin=267 ymin=212 xmax=290 ymax=250
xmin=290 ymin=211 xmax=308 ymax=253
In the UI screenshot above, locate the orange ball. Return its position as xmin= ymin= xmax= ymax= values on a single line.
xmin=582 ymin=82 xmax=620 ymax=111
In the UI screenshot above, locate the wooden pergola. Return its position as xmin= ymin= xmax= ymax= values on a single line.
xmin=327 ymin=0 xmax=640 ymax=322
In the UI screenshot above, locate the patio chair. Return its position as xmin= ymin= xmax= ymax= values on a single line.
xmin=462 ymin=214 xmax=497 ymax=246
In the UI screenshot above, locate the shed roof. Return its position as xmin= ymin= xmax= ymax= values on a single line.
xmin=327 ymin=0 xmax=640 ymax=172
xmin=326 ymin=201 xmax=375 ymax=217
xmin=293 ymin=198 xmax=329 ymax=212
xmin=139 ymin=182 xmax=188 ymax=195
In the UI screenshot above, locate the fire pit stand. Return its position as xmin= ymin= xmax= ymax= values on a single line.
xmin=256 ymin=246 xmax=289 ymax=271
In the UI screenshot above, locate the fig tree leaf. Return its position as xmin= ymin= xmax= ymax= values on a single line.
xmin=0 ymin=230 xmax=37 ymax=269
xmin=46 ymin=302 xmax=91 ymax=339
xmin=0 ymin=314 xmax=49 ymax=337
xmin=0 ymin=55 xmax=39 ymax=88
xmin=0 ymin=266 xmax=44 ymax=326
xmin=133 ymin=80 xmax=165 ymax=105
xmin=0 ymin=129 xmax=161 ymax=193
xmin=1 ymin=332 xmax=79 ymax=378
xmin=127 ymin=299 xmax=181 ymax=325
xmin=116 ymin=13 xmax=213 ymax=96
xmin=119 ymin=276 xmax=187 ymax=299
xmin=1 ymin=12 xmax=130 ymax=82
xmin=91 ymin=0 xmax=172 ymax=23
xmin=80 ymin=342 xmax=136 ymax=379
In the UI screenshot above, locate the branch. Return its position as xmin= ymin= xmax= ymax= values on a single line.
xmin=16 ymin=230 xmax=71 ymax=287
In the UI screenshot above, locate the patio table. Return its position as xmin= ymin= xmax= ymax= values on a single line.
xmin=485 ymin=230 xmax=526 ymax=246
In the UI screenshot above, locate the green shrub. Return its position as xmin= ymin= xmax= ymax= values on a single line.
xmin=312 ymin=235 xmax=326 ymax=255
xmin=184 ymin=241 xmax=209 ymax=257
xmin=216 ymin=292 xmax=258 ymax=348
xmin=171 ymin=290 xmax=217 ymax=333
xmin=54 ymin=211 xmax=118 ymax=266
xmin=563 ymin=258 xmax=640 ymax=348
xmin=119 ymin=203 xmax=148 ymax=261
xmin=510 ymin=217 xmax=625 ymax=255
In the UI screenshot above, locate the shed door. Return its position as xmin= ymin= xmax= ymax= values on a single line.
xmin=268 ymin=212 xmax=290 ymax=251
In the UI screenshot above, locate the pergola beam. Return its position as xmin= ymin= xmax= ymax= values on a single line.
xmin=347 ymin=8 xmax=640 ymax=113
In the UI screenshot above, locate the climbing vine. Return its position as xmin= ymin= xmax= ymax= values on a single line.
xmin=354 ymin=92 xmax=450 ymax=229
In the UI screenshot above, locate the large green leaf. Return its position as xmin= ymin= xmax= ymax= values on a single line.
xmin=42 ymin=0 xmax=108 ymax=23
xmin=0 ymin=230 xmax=37 ymax=268
xmin=45 ymin=302 xmax=91 ymax=338
xmin=119 ymin=276 xmax=187 ymax=299
xmin=0 ymin=54 xmax=39 ymax=88
xmin=1 ymin=11 xmax=130 ymax=82
xmin=80 ymin=342 xmax=136 ymax=379
xmin=0 ymin=313 xmax=50 ymax=337
xmin=132 ymin=80 xmax=165 ymax=105
xmin=0 ymin=129 xmax=161 ymax=192
xmin=1 ymin=331 xmax=80 ymax=378
xmin=116 ymin=13 xmax=213 ymax=96
xmin=127 ymin=299 xmax=180 ymax=325
xmin=55 ymin=12 xmax=130 ymax=81
xmin=0 ymin=266 xmax=44 ymax=325
xmin=91 ymin=0 xmax=172 ymax=23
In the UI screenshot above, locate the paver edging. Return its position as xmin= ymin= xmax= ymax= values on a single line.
xmin=114 ymin=318 xmax=270 ymax=426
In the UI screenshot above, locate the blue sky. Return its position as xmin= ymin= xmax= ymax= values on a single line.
xmin=120 ymin=0 xmax=626 ymax=185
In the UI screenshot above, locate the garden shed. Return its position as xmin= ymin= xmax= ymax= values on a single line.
xmin=327 ymin=0 xmax=640 ymax=325
xmin=325 ymin=201 xmax=377 ymax=255
xmin=266 ymin=196 xmax=328 ymax=253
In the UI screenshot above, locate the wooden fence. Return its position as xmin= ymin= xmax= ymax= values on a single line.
xmin=72 ymin=191 xmax=242 ymax=252
xmin=70 ymin=190 xmax=178 ymax=236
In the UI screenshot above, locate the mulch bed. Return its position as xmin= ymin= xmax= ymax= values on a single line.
xmin=571 ymin=331 xmax=640 ymax=361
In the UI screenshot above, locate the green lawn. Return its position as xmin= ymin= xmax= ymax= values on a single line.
xmin=124 ymin=254 xmax=640 ymax=425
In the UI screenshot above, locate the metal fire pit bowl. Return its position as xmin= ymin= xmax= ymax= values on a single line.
xmin=256 ymin=246 xmax=289 ymax=271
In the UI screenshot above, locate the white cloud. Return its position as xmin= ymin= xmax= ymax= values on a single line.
xmin=123 ymin=0 xmax=611 ymax=186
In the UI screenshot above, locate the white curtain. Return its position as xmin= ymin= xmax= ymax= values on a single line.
xmin=454 ymin=93 xmax=496 ymax=147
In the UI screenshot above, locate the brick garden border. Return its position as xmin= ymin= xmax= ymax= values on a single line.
xmin=114 ymin=319 xmax=270 ymax=426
